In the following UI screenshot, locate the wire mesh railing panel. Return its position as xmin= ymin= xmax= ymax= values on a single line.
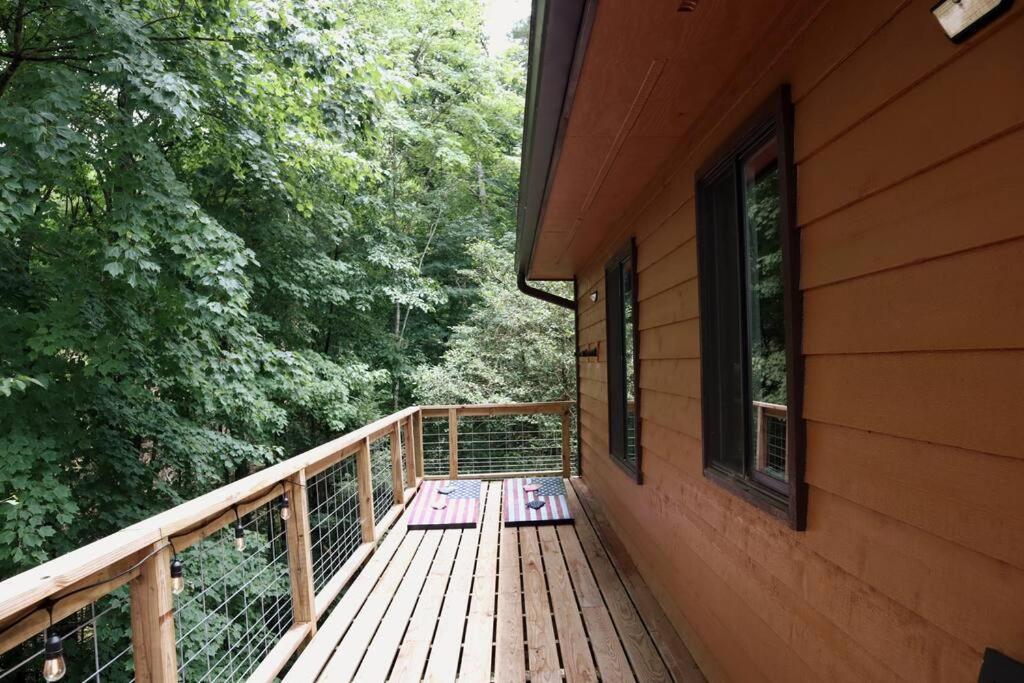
xmin=0 ymin=589 xmax=134 ymax=682
xmin=456 ymin=414 xmax=562 ymax=476
xmin=765 ymin=413 xmax=788 ymax=480
xmin=369 ymin=436 xmax=394 ymax=521
xmin=172 ymin=502 xmax=292 ymax=683
xmin=421 ymin=417 xmax=449 ymax=476
xmin=307 ymin=456 xmax=362 ymax=595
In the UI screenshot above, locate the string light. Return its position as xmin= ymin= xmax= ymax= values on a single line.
xmin=278 ymin=494 xmax=290 ymax=521
xmin=169 ymin=556 xmax=184 ymax=595
xmin=41 ymin=608 xmax=65 ymax=681
xmin=233 ymin=507 xmax=245 ymax=552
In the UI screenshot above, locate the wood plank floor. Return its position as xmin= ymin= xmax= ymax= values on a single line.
xmin=293 ymin=479 xmax=704 ymax=682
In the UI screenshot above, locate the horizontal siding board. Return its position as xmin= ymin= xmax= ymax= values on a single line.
xmin=795 ymin=0 xmax=1024 ymax=160
xmin=637 ymin=240 xmax=698 ymax=302
xmin=801 ymin=125 xmax=1024 ymax=288
xmin=638 ymin=319 xmax=700 ymax=360
xmin=638 ymin=279 xmax=699 ymax=331
xmin=797 ymin=12 xmax=1024 ymax=224
xmin=638 ymin=358 xmax=700 ymax=398
xmin=805 ymin=486 xmax=1024 ymax=663
xmin=804 ymin=352 xmax=1024 ymax=460
xmin=803 ymin=237 xmax=1024 ymax=354
xmin=805 ymin=421 xmax=1024 ymax=570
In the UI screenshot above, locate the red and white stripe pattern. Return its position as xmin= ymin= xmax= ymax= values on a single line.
xmin=406 ymin=479 xmax=481 ymax=529
xmin=502 ymin=477 xmax=573 ymax=526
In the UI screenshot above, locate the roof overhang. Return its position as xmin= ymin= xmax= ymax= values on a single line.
xmin=515 ymin=0 xmax=594 ymax=286
xmin=516 ymin=1 xmax=808 ymax=282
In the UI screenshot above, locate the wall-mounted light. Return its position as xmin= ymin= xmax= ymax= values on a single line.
xmin=931 ymin=0 xmax=1012 ymax=43
xmin=589 ymin=291 xmax=598 ymax=302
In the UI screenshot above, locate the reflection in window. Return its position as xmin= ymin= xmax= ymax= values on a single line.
xmin=623 ymin=260 xmax=637 ymax=468
xmin=742 ymin=140 xmax=788 ymax=487
xmin=605 ymin=240 xmax=640 ymax=480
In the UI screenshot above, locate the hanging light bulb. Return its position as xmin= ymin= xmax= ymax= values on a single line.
xmin=278 ymin=493 xmax=290 ymax=522
xmin=234 ymin=523 xmax=246 ymax=552
xmin=170 ymin=556 xmax=185 ymax=595
xmin=42 ymin=631 xmax=66 ymax=681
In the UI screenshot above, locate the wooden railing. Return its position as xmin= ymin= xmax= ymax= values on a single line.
xmin=0 ymin=402 xmax=575 ymax=682
xmin=420 ymin=401 xmax=575 ymax=480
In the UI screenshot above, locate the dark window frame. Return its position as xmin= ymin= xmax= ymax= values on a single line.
xmin=604 ymin=238 xmax=642 ymax=484
xmin=694 ymin=85 xmax=806 ymax=530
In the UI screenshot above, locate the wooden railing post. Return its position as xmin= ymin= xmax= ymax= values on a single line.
xmin=129 ymin=544 xmax=178 ymax=683
xmin=415 ymin=410 xmax=425 ymax=478
xmin=404 ymin=416 xmax=417 ymax=489
xmin=284 ymin=472 xmax=316 ymax=638
xmin=448 ymin=407 xmax=459 ymax=479
xmin=390 ymin=422 xmax=404 ymax=505
xmin=356 ymin=438 xmax=376 ymax=543
xmin=561 ymin=408 xmax=572 ymax=478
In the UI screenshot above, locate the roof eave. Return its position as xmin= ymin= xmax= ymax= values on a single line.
xmin=515 ymin=0 xmax=594 ymax=286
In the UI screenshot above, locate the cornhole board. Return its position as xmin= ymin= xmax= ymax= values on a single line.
xmin=407 ymin=479 xmax=482 ymax=529
xmin=503 ymin=477 xmax=574 ymax=526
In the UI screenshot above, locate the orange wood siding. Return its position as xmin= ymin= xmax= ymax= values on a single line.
xmin=572 ymin=1 xmax=1024 ymax=681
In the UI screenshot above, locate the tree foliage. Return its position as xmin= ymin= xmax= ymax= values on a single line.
xmin=0 ymin=0 xmax=564 ymax=586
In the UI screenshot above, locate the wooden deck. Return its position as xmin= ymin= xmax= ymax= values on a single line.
xmin=283 ymin=479 xmax=704 ymax=682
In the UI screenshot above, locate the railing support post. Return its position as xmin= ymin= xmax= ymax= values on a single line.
xmin=561 ymin=408 xmax=572 ymax=478
xmin=284 ymin=471 xmax=316 ymax=639
xmin=356 ymin=437 xmax=376 ymax=543
xmin=129 ymin=543 xmax=178 ymax=683
xmin=405 ymin=416 xmax=417 ymax=489
xmin=391 ymin=422 xmax=405 ymax=505
xmin=448 ymin=407 xmax=459 ymax=479
xmin=415 ymin=410 xmax=425 ymax=478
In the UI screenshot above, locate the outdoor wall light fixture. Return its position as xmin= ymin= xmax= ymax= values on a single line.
xmin=589 ymin=291 xmax=598 ymax=302
xmin=931 ymin=0 xmax=1012 ymax=43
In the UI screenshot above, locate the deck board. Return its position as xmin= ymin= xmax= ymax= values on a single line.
xmin=288 ymin=478 xmax=702 ymax=682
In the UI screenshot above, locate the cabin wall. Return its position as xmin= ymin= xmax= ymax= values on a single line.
xmin=574 ymin=1 xmax=1024 ymax=681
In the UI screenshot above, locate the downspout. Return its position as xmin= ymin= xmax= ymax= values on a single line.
xmin=516 ymin=269 xmax=576 ymax=311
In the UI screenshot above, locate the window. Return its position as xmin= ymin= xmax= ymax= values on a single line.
xmin=695 ymin=86 xmax=805 ymax=529
xmin=605 ymin=239 xmax=641 ymax=482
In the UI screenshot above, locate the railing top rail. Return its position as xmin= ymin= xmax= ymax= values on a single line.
xmin=752 ymin=400 xmax=787 ymax=413
xmin=420 ymin=400 xmax=574 ymax=417
xmin=0 ymin=405 xmax=420 ymax=625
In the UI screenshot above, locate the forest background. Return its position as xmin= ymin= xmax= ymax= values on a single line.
xmin=0 ymin=0 xmax=574 ymax=580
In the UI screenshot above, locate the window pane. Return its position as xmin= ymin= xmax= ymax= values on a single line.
xmin=742 ymin=138 xmax=788 ymax=483
xmin=623 ymin=260 xmax=637 ymax=468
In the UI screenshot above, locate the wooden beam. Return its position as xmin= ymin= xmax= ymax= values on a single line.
xmin=247 ymin=622 xmax=311 ymax=683
xmin=448 ymin=407 xmax=459 ymax=479
xmin=356 ymin=437 xmax=376 ymax=544
xmin=391 ymin=422 xmax=405 ymax=505
xmin=284 ymin=472 xmax=316 ymax=638
xmin=129 ymin=544 xmax=178 ymax=683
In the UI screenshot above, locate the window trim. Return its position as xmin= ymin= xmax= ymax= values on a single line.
xmin=604 ymin=238 xmax=642 ymax=484
xmin=694 ymin=85 xmax=806 ymax=530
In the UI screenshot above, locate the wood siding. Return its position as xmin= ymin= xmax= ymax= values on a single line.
xmin=573 ymin=1 xmax=1024 ymax=681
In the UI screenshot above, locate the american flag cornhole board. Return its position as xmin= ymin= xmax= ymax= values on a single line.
xmin=406 ymin=479 xmax=482 ymax=529
xmin=502 ymin=477 xmax=574 ymax=526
